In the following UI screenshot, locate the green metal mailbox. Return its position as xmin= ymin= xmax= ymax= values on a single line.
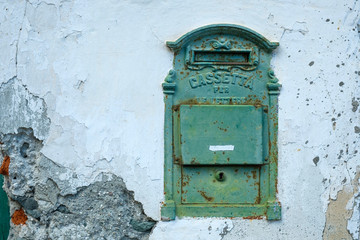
xmin=161 ymin=24 xmax=281 ymax=220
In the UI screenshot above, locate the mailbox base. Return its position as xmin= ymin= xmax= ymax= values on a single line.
xmin=160 ymin=203 xmax=281 ymax=220
xmin=161 ymin=201 xmax=176 ymax=221
xmin=266 ymin=201 xmax=282 ymax=220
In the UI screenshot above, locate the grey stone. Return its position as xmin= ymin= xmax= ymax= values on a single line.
xmin=130 ymin=219 xmax=157 ymax=232
xmin=1 ymin=128 xmax=157 ymax=240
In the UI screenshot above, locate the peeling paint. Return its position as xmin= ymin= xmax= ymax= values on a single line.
xmin=1 ymin=128 xmax=157 ymax=239
xmin=323 ymin=168 xmax=360 ymax=240
xmin=0 ymin=77 xmax=50 ymax=140
xmin=0 ymin=0 xmax=359 ymax=239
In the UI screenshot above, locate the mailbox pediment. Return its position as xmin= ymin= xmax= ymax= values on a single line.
xmin=166 ymin=24 xmax=278 ymax=52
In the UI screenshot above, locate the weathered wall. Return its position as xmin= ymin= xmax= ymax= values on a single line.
xmin=0 ymin=0 xmax=359 ymax=239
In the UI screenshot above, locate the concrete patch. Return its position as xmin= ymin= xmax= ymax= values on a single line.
xmin=1 ymin=128 xmax=156 ymax=240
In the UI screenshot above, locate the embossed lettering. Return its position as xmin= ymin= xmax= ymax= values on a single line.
xmin=195 ymin=97 xmax=246 ymax=104
xmin=214 ymin=72 xmax=222 ymax=83
xmin=189 ymin=77 xmax=198 ymax=88
xmin=232 ymin=73 xmax=241 ymax=84
xmin=205 ymin=73 xmax=214 ymax=84
xmin=198 ymin=75 xmax=207 ymax=87
xmin=214 ymin=86 xmax=229 ymax=93
xmin=244 ymin=78 xmax=253 ymax=89
xmin=188 ymin=72 xmax=251 ymax=90
xmin=222 ymin=73 xmax=231 ymax=83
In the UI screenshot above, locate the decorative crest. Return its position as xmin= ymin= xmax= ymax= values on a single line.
xmin=211 ymin=38 xmax=231 ymax=50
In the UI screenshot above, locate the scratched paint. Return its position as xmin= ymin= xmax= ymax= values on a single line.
xmin=209 ymin=145 xmax=235 ymax=151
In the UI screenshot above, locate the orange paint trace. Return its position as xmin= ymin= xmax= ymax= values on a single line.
xmin=12 ymin=209 xmax=28 ymax=225
xmin=0 ymin=155 xmax=10 ymax=176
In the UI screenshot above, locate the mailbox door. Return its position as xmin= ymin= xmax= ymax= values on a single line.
xmin=177 ymin=104 xmax=267 ymax=205
xmin=179 ymin=105 xmax=265 ymax=165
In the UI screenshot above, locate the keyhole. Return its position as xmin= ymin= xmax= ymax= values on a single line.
xmin=215 ymin=171 xmax=225 ymax=182
xmin=219 ymin=172 xmax=224 ymax=180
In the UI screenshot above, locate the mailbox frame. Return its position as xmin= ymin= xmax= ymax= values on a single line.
xmin=161 ymin=24 xmax=281 ymax=220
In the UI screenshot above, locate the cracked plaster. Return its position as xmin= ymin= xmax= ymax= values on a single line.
xmin=0 ymin=0 xmax=359 ymax=239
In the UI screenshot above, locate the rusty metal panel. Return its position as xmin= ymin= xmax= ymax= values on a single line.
xmin=180 ymin=105 xmax=264 ymax=165
xmin=161 ymin=24 xmax=281 ymax=220
xmin=182 ymin=166 xmax=260 ymax=204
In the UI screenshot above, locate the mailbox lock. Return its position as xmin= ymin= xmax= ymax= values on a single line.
xmin=215 ymin=171 xmax=226 ymax=182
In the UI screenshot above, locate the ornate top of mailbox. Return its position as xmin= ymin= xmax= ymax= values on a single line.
xmin=166 ymin=24 xmax=279 ymax=52
xmin=163 ymin=24 xmax=280 ymax=100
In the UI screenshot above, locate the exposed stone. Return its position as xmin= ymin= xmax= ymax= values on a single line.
xmin=1 ymin=128 xmax=156 ymax=240
xmin=0 ymin=0 xmax=359 ymax=239
xmin=130 ymin=219 xmax=157 ymax=232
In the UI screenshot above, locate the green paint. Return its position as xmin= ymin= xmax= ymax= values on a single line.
xmin=0 ymin=176 xmax=10 ymax=239
xmin=162 ymin=24 xmax=281 ymax=220
xmin=179 ymin=105 xmax=264 ymax=165
xmin=182 ymin=166 xmax=260 ymax=204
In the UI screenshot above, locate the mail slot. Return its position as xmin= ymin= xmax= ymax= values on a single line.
xmin=161 ymin=24 xmax=281 ymax=220
xmin=193 ymin=50 xmax=250 ymax=64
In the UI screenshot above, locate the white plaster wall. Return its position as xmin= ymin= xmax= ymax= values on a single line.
xmin=1 ymin=0 xmax=360 ymax=239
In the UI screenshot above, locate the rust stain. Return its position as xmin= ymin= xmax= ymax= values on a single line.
xmin=255 ymin=190 xmax=261 ymax=204
xmin=12 ymin=209 xmax=28 ymax=225
xmin=251 ymin=170 xmax=257 ymax=179
xmin=243 ymin=96 xmax=263 ymax=106
xmin=218 ymin=127 xmax=228 ymax=132
xmin=0 ymin=155 xmax=10 ymax=176
xmin=243 ymin=215 xmax=263 ymax=220
xmin=198 ymin=190 xmax=214 ymax=202
xmin=182 ymin=174 xmax=191 ymax=187
xmin=190 ymin=158 xmax=198 ymax=164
